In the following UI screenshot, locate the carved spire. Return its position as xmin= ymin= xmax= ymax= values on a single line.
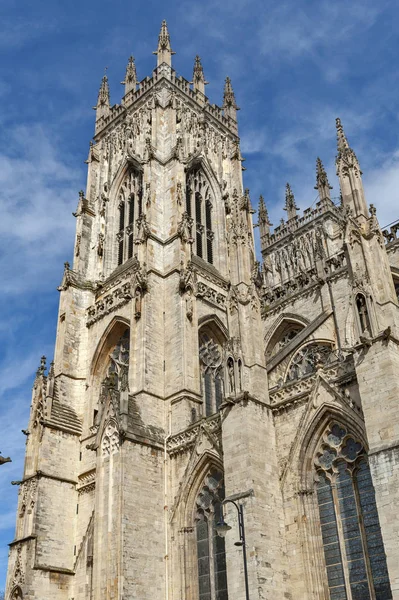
xmin=223 ymin=77 xmax=239 ymax=121
xmin=191 ymin=55 xmax=208 ymax=95
xmin=315 ymin=157 xmax=333 ymax=203
xmin=284 ymin=183 xmax=299 ymax=220
xmin=121 ymin=56 xmax=137 ymax=96
xmin=94 ymin=73 xmax=110 ymax=121
xmin=335 ymin=118 xmax=368 ymax=218
xmin=153 ymin=20 xmax=175 ymax=67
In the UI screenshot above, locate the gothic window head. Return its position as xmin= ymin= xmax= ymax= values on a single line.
xmin=195 ymin=470 xmax=228 ymax=600
xmin=315 ymin=423 xmax=392 ymax=600
xmin=199 ymin=330 xmax=224 ymax=417
xmin=116 ymin=169 xmax=143 ymax=266
xmin=186 ymin=167 xmax=214 ymax=265
xmin=265 ymin=319 xmax=305 ymax=361
xmin=286 ymin=342 xmax=333 ymax=382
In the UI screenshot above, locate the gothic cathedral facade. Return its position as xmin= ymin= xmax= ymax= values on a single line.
xmin=6 ymin=21 xmax=399 ymax=600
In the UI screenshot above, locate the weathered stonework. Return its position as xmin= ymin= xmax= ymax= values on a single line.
xmin=5 ymin=21 xmax=399 ymax=600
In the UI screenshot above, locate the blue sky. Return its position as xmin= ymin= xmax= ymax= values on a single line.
xmin=1 ymin=0 xmax=399 ymax=589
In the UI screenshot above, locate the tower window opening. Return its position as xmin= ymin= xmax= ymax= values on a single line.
xmin=116 ymin=169 xmax=142 ymax=266
xmin=186 ymin=167 xmax=214 ymax=265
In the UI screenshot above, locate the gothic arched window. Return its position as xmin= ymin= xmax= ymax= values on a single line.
xmin=315 ymin=423 xmax=392 ymax=600
xmin=117 ymin=169 xmax=143 ymax=266
xmin=286 ymin=342 xmax=333 ymax=382
xmin=196 ymin=470 xmax=228 ymax=600
xmin=186 ymin=167 xmax=214 ymax=264
xmin=199 ymin=331 xmax=224 ymax=416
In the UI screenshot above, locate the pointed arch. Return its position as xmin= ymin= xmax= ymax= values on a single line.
xmin=297 ymin=402 xmax=367 ymax=492
xmin=180 ymin=449 xmax=224 ymax=526
xmin=90 ymin=316 xmax=130 ymax=381
xmin=109 ymin=155 xmax=143 ymax=199
xmin=264 ymin=313 xmax=308 ymax=360
xmin=9 ymin=586 xmax=23 ymax=600
xmin=198 ymin=314 xmax=228 ymax=343
xmin=185 ymin=154 xmax=220 ymax=202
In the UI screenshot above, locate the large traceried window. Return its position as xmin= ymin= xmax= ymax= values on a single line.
xmin=286 ymin=342 xmax=333 ymax=382
xmin=315 ymin=423 xmax=392 ymax=600
xmin=199 ymin=331 xmax=224 ymax=417
xmin=196 ymin=470 xmax=228 ymax=600
xmin=117 ymin=169 xmax=143 ymax=266
xmin=186 ymin=167 xmax=214 ymax=264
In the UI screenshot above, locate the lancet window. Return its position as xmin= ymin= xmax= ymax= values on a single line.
xmin=196 ymin=470 xmax=228 ymax=600
xmin=315 ymin=423 xmax=392 ymax=600
xmin=186 ymin=167 xmax=214 ymax=264
xmin=199 ymin=331 xmax=224 ymax=416
xmin=117 ymin=169 xmax=143 ymax=266
xmin=286 ymin=342 xmax=333 ymax=382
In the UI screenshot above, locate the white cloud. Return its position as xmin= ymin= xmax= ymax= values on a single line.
xmin=363 ymin=150 xmax=399 ymax=228
xmin=0 ymin=124 xmax=83 ymax=294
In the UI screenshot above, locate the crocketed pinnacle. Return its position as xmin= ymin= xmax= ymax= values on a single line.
xmin=153 ymin=20 xmax=175 ymax=66
xmin=258 ymin=196 xmax=272 ymax=226
xmin=223 ymin=77 xmax=239 ymax=121
xmin=315 ymin=157 xmax=333 ymax=201
xmin=121 ymin=56 xmax=137 ymax=95
xmin=336 ymin=117 xmax=350 ymax=151
xmin=284 ymin=183 xmax=299 ymax=220
xmin=97 ymin=74 xmax=110 ymax=108
xmin=192 ymin=55 xmax=208 ymax=93
xmin=36 ymin=355 xmax=47 ymax=378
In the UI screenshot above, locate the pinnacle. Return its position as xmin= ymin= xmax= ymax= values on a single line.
xmin=284 ymin=183 xmax=299 ymax=219
xmin=336 ymin=117 xmax=349 ymax=150
xmin=153 ymin=20 xmax=175 ymax=66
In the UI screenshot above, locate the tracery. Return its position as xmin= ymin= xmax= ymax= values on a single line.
xmin=195 ymin=470 xmax=228 ymax=600
xmin=315 ymin=423 xmax=392 ymax=600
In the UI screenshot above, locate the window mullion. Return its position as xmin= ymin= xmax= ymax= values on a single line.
xmin=331 ymin=479 xmax=353 ymax=600
xmin=352 ymin=466 xmax=376 ymax=600
xmin=209 ymin=514 xmax=216 ymax=600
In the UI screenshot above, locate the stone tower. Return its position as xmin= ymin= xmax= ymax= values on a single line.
xmin=5 ymin=22 xmax=399 ymax=600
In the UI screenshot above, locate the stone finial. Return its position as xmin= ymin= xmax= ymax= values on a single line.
xmin=258 ymin=195 xmax=273 ymax=240
xmin=315 ymin=157 xmax=333 ymax=202
xmin=153 ymin=20 xmax=175 ymax=67
xmin=94 ymin=73 xmax=110 ymax=121
xmin=335 ymin=117 xmax=361 ymax=176
xmin=284 ymin=183 xmax=299 ymax=220
xmin=36 ymin=355 xmax=47 ymax=378
xmin=121 ymin=56 xmax=137 ymax=95
xmin=223 ymin=77 xmax=239 ymax=121
xmin=191 ymin=55 xmax=208 ymax=95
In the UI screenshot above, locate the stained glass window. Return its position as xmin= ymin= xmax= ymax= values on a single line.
xmin=196 ymin=470 xmax=228 ymax=600
xmin=315 ymin=423 xmax=392 ymax=600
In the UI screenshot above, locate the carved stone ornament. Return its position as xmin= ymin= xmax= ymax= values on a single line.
xmin=12 ymin=545 xmax=25 ymax=588
xmin=177 ymin=212 xmax=194 ymax=243
xmin=135 ymin=213 xmax=151 ymax=244
xmin=101 ymin=421 xmax=120 ymax=457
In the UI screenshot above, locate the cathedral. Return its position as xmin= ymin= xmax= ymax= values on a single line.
xmin=6 ymin=21 xmax=399 ymax=600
